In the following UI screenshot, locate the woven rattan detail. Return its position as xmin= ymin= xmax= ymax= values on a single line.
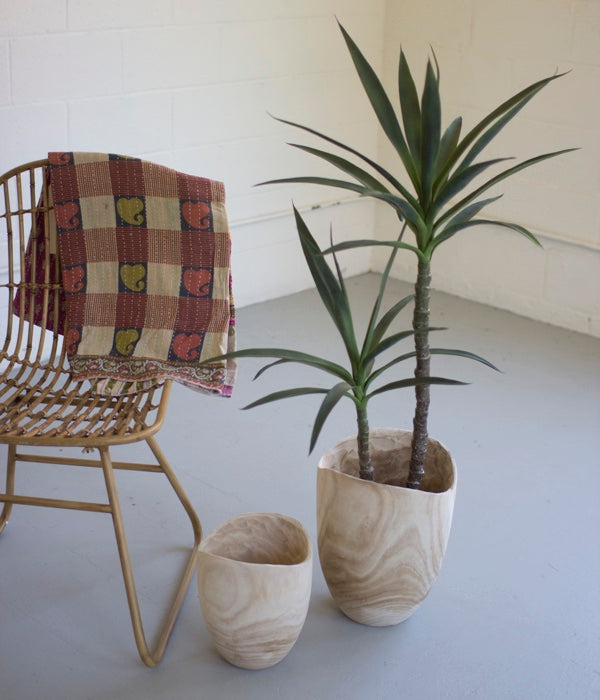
xmin=0 ymin=363 xmax=163 ymax=444
xmin=1 ymin=160 xmax=167 ymax=445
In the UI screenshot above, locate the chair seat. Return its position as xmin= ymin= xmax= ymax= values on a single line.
xmin=0 ymin=360 xmax=166 ymax=445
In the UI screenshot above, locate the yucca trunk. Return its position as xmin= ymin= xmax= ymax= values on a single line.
xmin=356 ymin=405 xmax=374 ymax=481
xmin=408 ymin=257 xmax=432 ymax=489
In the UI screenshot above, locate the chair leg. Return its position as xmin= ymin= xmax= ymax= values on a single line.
xmin=98 ymin=439 xmax=202 ymax=667
xmin=0 ymin=445 xmax=17 ymax=535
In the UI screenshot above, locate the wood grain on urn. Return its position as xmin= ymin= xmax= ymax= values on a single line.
xmin=197 ymin=513 xmax=312 ymax=670
xmin=317 ymin=429 xmax=456 ymax=626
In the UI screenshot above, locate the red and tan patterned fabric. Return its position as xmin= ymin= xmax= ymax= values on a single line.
xmin=14 ymin=186 xmax=66 ymax=333
xmin=47 ymin=151 xmax=236 ymax=396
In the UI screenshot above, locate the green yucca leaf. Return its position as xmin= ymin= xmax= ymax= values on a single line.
xmin=289 ymin=143 xmax=389 ymax=193
xmin=420 ymin=60 xmax=442 ymax=201
xmin=253 ymin=357 xmax=350 ymax=383
xmin=294 ymin=207 xmax=360 ymax=364
xmin=456 ymin=72 xmax=570 ymax=178
xmin=430 ymin=219 xmax=542 ymax=254
xmin=430 ymin=47 xmax=441 ymax=84
xmin=433 ymin=72 xmax=567 ymax=190
xmin=428 ymin=347 xmax=500 ymax=371
xmin=310 ymin=381 xmax=353 ymax=453
xmin=367 ymin=376 xmax=466 ymax=399
xmin=337 ymin=20 xmax=420 ymax=189
xmin=361 ymin=225 xmax=406 ymax=363
xmin=294 ymin=207 xmax=345 ymax=319
xmin=453 ymin=101 xmax=534 ymax=180
xmin=258 ymin=175 xmax=368 ymax=194
xmin=425 ymin=225 xmax=463 ymax=252
xmin=243 ymin=387 xmax=329 ymax=410
xmin=398 ymin=50 xmax=422 ymax=166
xmin=329 ymin=228 xmax=353 ymax=340
xmin=253 ymin=357 xmax=287 ymax=380
xmin=433 ymin=195 xmax=503 ymax=238
xmin=435 ymin=148 xmax=576 ymax=231
xmin=243 ymin=349 xmax=353 ymax=383
xmin=433 ymin=116 xmax=462 ymax=182
xmin=367 ymin=294 xmax=414 ymax=353
xmin=364 ymin=326 xmax=446 ymax=364
xmin=362 ymin=327 xmax=429 ymax=365
xmin=360 ymin=190 xmax=429 ymax=243
xmin=434 ymin=158 xmax=513 ymax=216
xmin=212 ymin=347 xmax=348 ymax=374
xmin=364 ymin=350 xmax=417 ymax=389
xmin=365 ymin=329 xmax=419 ymax=362
xmin=366 ymin=346 xmax=498 ymax=390
xmin=323 ymin=237 xmax=423 ymax=260
xmin=268 ymin=114 xmax=418 ymax=205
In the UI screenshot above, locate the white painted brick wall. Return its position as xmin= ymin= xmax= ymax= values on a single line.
xmin=10 ymin=32 xmax=124 ymax=102
xmin=67 ymin=0 xmax=172 ymax=30
xmin=68 ymin=93 xmax=173 ymax=154
xmin=2 ymin=0 xmax=596 ymax=336
xmin=0 ymin=0 xmax=66 ymax=35
xmin=0 ymin=40 xmax=9 ymax=106
xmin=374 ymin=0 xmax=600 ymax=337
xmin=233 ymin=199 xmax=378 ymax=308
xmin=0 ymin=0 xmax=386 ymax=308
xmin=0 ymin=102 xmax=69 ymax=166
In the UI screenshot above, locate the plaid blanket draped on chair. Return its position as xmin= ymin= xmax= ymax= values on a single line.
xmin=39 ymin=151 xmax=236 ymax=396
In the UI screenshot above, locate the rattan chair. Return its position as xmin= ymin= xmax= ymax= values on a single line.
xmin=0 ymin=159 xmax=202 ymax=667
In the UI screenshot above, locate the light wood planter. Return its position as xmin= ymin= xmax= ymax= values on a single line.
xmin=197 ymin=512 xmax=312 ymax=670
xmin=317 ymin=429 xmax=456 ymax=626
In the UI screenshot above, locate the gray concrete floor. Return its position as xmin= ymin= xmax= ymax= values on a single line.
xmin=1 ymin=273 xmax=599 ymax=700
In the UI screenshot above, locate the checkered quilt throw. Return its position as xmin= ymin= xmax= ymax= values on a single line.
xmin=47 ymin=151 xmax=236 ymax=396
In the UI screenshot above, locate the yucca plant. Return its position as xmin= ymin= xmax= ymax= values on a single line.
xmin=260 ymin=21 xmax=574 ymax=489
xmin=212 ymin=205 xmax=493 ymax=481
